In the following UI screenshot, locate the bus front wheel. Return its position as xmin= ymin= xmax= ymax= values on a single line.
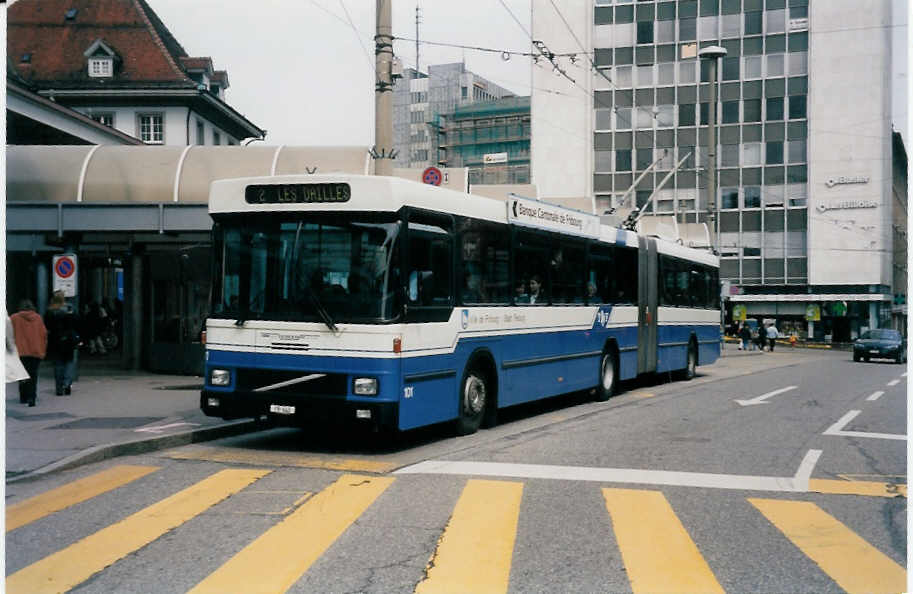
xmin=595 ymin=351 xmax=617 ymax=402
xmin=456 ymin=367 xmax=487 ymax=435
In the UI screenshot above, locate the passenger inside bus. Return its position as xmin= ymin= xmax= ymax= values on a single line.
xmin=528 ymin=275 xmax=546 ymax=305
xmin=514 ymin=280 xmax=529 ymax=303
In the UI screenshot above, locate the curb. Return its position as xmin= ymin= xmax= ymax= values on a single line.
xmin=6 ymin=419 xmax=262 ymax=484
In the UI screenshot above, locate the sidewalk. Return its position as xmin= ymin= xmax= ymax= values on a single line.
xmin=5 ymin=342 xmax=842 ymax=483
xmin=5 ymin=356 xmax=256 ymax=482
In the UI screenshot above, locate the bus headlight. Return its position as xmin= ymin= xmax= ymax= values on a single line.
xmin=210 ymin=369 xmax=231 ymax=386
xmin=353 ymin=378 xmax=378 ymax=396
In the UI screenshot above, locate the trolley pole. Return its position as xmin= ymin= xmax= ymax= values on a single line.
xmin=374 ymin=0 xmax=394 ymax=176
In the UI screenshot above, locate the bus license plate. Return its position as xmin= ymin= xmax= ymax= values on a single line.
xmin=269 ymin=404 xmax=296 ymax=415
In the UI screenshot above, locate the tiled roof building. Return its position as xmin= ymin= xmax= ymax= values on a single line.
xmin=8 ymin=0 xmax=263 ymax=144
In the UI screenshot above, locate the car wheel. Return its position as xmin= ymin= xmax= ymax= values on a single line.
xmin=595 ymin=350 xmax=617 ymax=402
xmin=455 ymin=366 xmax=486 ymax=435
xmin=863 ymin=356 xmax=870 ymax=362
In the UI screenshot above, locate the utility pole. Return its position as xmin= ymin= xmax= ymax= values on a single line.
xmin=374 ymin=0 xmax=394 ymax=176
xmin=699 ymin=46 xmax=727 ymax=254
xmin=415 ymin=5 xmax=421 ymax=79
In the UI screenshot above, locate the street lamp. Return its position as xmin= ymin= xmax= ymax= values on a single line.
xmin=698 ymin=45 xmax=727 ymax=255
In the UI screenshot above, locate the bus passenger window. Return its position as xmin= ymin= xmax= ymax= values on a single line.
xmin=407 ymin=222 xmax=451 ymax=307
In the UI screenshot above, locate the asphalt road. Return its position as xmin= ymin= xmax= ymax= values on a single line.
xmin=6 ymin=349 xmax=907 ymax=593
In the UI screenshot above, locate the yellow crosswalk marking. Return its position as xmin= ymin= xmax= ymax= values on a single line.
xmin=188 ymin=474 xmax=394 ymax=594
xmin=809 ymin=478 xmax=907 ymax=498
xmin=602 ymin=488 xmax=724 ymax=594
xmin=750 ymin=498 xmax=907 ymax=594
xmin=415 ymin=479 xmax=523 ymax=594
xmin=6 ymin=465 xmax=159 ymax=532
xmin=6 ymin=468 xmax=269 ymax=594
xmin=168 ymin=446 xmax=395 ymax=473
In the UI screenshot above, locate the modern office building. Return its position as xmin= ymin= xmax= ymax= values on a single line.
xmin=531 ymin=0 xmax=906 ymax=340
xmin=393 ymin=63 xmax=516 ymax=169
xmin=439 ymin=96 xmax=531 ymax=186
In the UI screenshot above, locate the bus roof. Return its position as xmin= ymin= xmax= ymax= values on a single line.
xmin=209 ymin=174 xmax=717 ymax=266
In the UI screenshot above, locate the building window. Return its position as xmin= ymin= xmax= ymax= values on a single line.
xmin=616 ymin=107 xmax=633 ymax=129
xmin=90 ymin=112 xmax=114 ymax=127
xmin=743 ymin=142 xmax=762 ymax=166
xmin=745 ymin=11 xmax=762 ymax=35
xmin=595 ymin=150 xmax=613 ymax=172
xmin=721 ymin=188 xmax=739 ymax=209
xmin=766 ymin=54 xmax=784 ymax=77
xmin=636 ymin=107 xmax=653 ymax=129
xmin=137 ymin=113 xmax=163 ymax=144
xmin=788 ymin=139 xmax=806 ymax=163
xmin=788 ymin=52 xmax=808 ymax=75
xmin=679 ymin=60 xmax=697 ymax=83
xmin=679 ymin=104 xmax=696 ymax=126
xmin=616 ymin=150 xmax=632 ymax=171
xmin=596 ymin=109 xmax=612 ymax=130
xmin=679 ymin=18 xmax=697 ymax=41
xmin=699 ymin=16 xmax=718 ymax=41
xmin=766 ymin=97 xmax=784 ymax=120
xmin=787 ymin=183 xmax=807 ymax=207
xmin=212 ymin=131 xmax=221 ymax=146
xmin=636 ymin=64 xmax=654 ymax=87
xmin=766 ymin=141 xmax=784 ymax=164
xmin=196 ymin=120 xmax=205 ymax=145
xmin=656 ymin=104 xmax=674 ymax=127
xmin=744 ymin=186 xmax=761 ymax=208
xmin=637 ymin=21 xmax=654 ymax=44
xmin=721 ymin=13 xmax=740 ymax=38
xmin=743 ymin=99 xmax=762 ymax=122
xmin=765 ymin=9 xmax=786 ymax=34
xmin=88 ymin=57 xmax=113 ymax=78
xmin=722 ymin=57 xmax=739 ymax=80
xmin=615 ymin=66 xmax=633 ymax=87
xmin=658 ymin=63 xmax=675 ymax=85
xmin=788 ymin=95 xmax=807 ymax=119
xmin=636 ymin=148 xmax=653 ymax=170
xmin=744 ymin=56 xmax=762 ymax=79
xmin=657 ymin=20 xmax=675 ymax=43
xmin=722 ymin=101 xmax=739 ymax=124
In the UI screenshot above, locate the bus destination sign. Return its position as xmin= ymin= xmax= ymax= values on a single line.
xmin=245 ymin=183 xmax=351 ymax=204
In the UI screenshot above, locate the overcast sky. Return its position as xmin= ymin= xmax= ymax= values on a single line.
xmin=148 ymin=0 xmax=908 ymax=147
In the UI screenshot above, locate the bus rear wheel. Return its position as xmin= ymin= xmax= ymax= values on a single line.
xmin=595 ymin=351 xmax=617 ymax=401
xmin=455 ymin=367 xmax=487 ymax=435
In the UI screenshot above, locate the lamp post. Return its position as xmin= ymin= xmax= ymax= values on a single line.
xmin=698 ymin=45 xmax=727 ymax=254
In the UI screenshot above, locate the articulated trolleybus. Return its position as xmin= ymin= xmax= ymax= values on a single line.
xmin=201 ymin=174 xmax=720 ymax=434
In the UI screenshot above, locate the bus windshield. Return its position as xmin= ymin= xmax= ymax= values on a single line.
xmin=212 ymin=213 xmax=402 ymax=323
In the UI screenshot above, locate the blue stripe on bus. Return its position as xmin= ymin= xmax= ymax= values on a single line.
xmin=205 ymin=323 xmax=719 ymax=430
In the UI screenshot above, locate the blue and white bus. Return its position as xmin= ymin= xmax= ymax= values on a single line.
xmin=201 ymin=174 xmax=720 ymax=434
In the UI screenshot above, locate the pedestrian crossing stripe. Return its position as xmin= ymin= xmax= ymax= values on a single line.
xmin=415 ymin=479 xmax=523 ymax=593
xmin=187 ymin=474 xmax=393 ymax=594
xmin=6 ymin=470 xmax=906 ymax=593
xmin=6 ymin=468 xmax=270 ymax=594
xmin=6 ymin=465 xmax=159 ymax=532
xmin=749 ymin=498 xmax=907 ymax=594
xmin=603 ymin=488 xmax=724 ymax=593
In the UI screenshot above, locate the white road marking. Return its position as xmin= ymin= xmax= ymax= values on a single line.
xmin=823 ymin=410 xmax=906 ymax=441
xmin=134 ymin=422 xmax=201 ymax=434
xmin=734 ymin=385 xmax=797 ymax=407
xmin=866 ymin=391 xmax=885 ymax=401
xmin=886 ymin=379 xmax=900 ymax=387
xmin=395 ymin=450 xmax=822 ymax=493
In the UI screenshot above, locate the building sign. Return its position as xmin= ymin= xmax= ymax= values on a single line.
xmin=825 ymin=175 xmax=869 ymax=188
xmin=507 ymin=196 xmax=601 ymax=238
xmin=815 ymin=199 xmax=878 ymax=213
xmin=805 ymin=304 xmax=821 ymax=322
xmin=789 ymin=17 xmax=808 ymax=32
xmin=483 ymin=152 xmax=509 ymax=164
xmin=732 ymin=304 xmax=747 ymax=321
xmin=53 ymin=254 xmax=78 ymax=297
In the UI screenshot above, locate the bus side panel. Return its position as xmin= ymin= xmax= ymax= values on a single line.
xmin=499 ymin=330 xmax=570 ymax=407
xmin=656 ymin=323 xmax=691 ymax=373
xmin=698 ymin=324 xmax=721 ymax=366
xmin=399 ymin=351 xmax=462 ymax=431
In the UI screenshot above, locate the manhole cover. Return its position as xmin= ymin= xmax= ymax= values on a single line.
xmin=50 ymin=417 xmax=166 ymax=429
xmin=6 ymin=411 xmax=77 ymax=422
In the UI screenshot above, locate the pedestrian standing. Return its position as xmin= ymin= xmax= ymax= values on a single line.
xmin=739 ymin=323 xmax=751 ymax=351
xmin=767 ymin=322 xmax=779 ymax=352
xmin=45 ymin=290 xmax=80 ymax=396
xmin=10 ymin=300 xmax=47 ymax=406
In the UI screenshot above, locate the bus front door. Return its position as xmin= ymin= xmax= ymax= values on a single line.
xmin=637 ymin=237 xmax=658 ymax=374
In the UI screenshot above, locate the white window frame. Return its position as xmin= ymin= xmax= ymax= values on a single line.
xmin=90 ymin=112 xmax=114 ymax=127
xmin=137 ymin=113 xmax=164 ymax=144
xmin=88 ymin=57 xmax=113 ymax=78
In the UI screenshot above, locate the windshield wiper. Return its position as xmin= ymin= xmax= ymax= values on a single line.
xmin=305 ymin=286 xmax=339 ymax=335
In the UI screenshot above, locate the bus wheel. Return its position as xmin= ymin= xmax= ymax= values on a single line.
xmin=456 ymin=367 xmax=486 ymax=435
xmin=595 ymin=351 xmax=617 ymax=402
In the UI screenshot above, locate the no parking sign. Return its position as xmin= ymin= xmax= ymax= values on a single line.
xmin=53 ymin=254 xmax=78 ymax=297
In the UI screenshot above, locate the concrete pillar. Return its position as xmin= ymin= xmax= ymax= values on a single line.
xmin=36 ymin=259 xmax=49 ymax=315
xmin=124 ymin=252 xmax=144 ymax=370
xmin=868 ymin=302 xmax=877 ymax=330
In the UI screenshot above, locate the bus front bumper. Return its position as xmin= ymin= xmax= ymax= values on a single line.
xmin=200 ymin=389 xmax=398 ymax=430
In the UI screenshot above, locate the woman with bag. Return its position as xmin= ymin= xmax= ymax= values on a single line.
xmin=10 ymin=301 xmax=47 ymax=406
xmin=45 ymin=290 xmax=80 ymax=395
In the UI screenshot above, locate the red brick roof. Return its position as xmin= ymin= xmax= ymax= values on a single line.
xmin=179 ymin=57 xmax=214 ymax=73
xmin=7 ymin=0 xmax=210 ymax=87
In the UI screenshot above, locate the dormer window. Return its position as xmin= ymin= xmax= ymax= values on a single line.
xmin=89 ymin=57 xmax=113 ymax=78
xmin=84 ymin=39 xmax=118 ymax=79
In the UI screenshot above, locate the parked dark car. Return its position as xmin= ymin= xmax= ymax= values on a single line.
xmin=853 ymin=329 xmax=907 ymax=363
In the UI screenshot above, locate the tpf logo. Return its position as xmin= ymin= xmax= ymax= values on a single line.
xmin=461 ymin=309 xmax=469 ymax=329
xmin=594 ymin=306 xmax=612 ymax=329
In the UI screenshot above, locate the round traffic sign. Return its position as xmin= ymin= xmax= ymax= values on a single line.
xmin=422 ymin=166 xmax=442 ymax=186
xmin=55 ymin=256 xmax=76 ymax=279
